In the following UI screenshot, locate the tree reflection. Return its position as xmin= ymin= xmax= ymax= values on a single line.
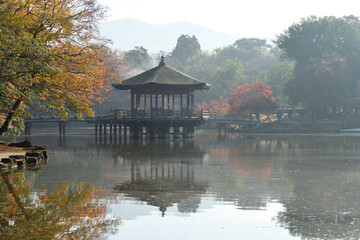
xmin=0 ymin=171 xmax=120 ymax=240
xmin=275 ymin=138 xmax=360 ymax=239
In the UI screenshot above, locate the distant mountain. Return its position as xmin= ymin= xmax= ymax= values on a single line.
xmin=100 ymin=18 xmax=238 ymax=53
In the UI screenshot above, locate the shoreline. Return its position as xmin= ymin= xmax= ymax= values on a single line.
xmin=0 ymin=143 xmax=27 ymax=158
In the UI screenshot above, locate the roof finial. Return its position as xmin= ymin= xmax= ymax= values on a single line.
xmin=159 ymin=56 xmax=166 ymax=66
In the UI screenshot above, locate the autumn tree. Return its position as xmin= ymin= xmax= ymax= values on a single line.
xmin=228 ymin=82 xmax=275 ymax=121
xmin=197 ymin=96 xmax=229 ymax=116
xmin=0 ymin=0 xmax=123 ymax=135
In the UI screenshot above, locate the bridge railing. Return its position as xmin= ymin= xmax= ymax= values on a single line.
xmin=203 ymin=112 xmax=253 ymax=122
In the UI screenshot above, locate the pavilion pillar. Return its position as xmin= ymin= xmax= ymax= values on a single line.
xmin=162 ymin=94 xmax=165 ymax=109
xmin=190 ymin=92 xmax=194 ymax=110
xmin=144 ymin=94 xmax=147 ymax=110
xmin=172 ymin=94 xmax=175 ymax=110
xmin=186 ymin=93 xmax=190 ymax=110
xmin=155 ymin=94 xmax=158 ymax=109
xmin=167 ymin=94 xmax=170 ymax=109
xmin=180 ymin=94 xmax=183 ymax=112
xmin=131 ymin=92 xmax=134 ymax=111
xmin=150 ymin=94 xmax=153 ymax=116
xmin=136 ymin=94 xmax=140 ymax=111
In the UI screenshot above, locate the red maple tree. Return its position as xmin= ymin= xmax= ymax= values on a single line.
xmin=228 ymin=82 xmax=275 ymax=121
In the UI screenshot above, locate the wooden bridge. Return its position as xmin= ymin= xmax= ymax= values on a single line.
xmin=204 ymin=113 xmax=257 ymax=126
xmin=24 ymin=110 xmax=258 ymax=138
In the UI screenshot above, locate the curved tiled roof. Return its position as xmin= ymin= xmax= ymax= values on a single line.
xmin=113 ymin=59 xmax=210 ymax=91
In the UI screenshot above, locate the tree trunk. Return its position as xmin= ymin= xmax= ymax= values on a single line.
xmin=0 ymin=99 xmax=22 ymax=135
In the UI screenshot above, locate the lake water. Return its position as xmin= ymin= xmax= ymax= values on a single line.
xmin=2 ymin=130 xmax=360 ymax=239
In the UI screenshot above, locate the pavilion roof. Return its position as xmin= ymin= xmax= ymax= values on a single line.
xmin=112 ymin=58 xmax=210 ymax=91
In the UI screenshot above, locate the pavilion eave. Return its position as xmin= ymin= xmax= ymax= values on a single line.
xmin=112 ymin=82 xmax=210 ymax=92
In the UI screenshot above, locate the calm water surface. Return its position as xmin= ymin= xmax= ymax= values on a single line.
xmin=2 ymin=131 xmax=360 ymax=239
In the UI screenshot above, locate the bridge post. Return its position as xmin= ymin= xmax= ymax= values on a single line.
xmin=146 ymin=126 xmax=151 ymax=138
xmin=139 ymin=126 xmax=144 ymax=139
xmin=99 ymin=123 xmax=102 ymax=136
xmin=173 ymin=125 xmax=180 ymax=138
xmin=95 ymin=123 xmax=98 ymax=136
xmin=104 ymin=123 xmax=107 ymax=136
xmin=184 ymin=126 xmax=194 ymax=138
xmin=119 ymin=124 xmax=122 ymax=136
xmin=130 ymin=126 xmax=137 ymax=138
xmin=152 ymin=125 xmax=160 ymax=138
xmin=58 ymin=121 xmax=65 ymax=136
xmin=161 ymin=125 xmax=170 ymax=138
xmin=25 ymin=122 xmax=31 ymax=140
xmin=123 ymin=125 xmax=128 ymax=138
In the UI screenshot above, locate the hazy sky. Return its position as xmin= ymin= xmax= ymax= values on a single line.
xmin=97 ymin=0 xmax=360 ymax=38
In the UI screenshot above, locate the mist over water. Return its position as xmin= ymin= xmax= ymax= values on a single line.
xmin=2 ymin=131 xmax=360 ymax=239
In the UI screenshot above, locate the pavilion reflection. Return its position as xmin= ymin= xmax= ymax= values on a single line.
xmin=112 ymin=140 xmax=208 ymax=216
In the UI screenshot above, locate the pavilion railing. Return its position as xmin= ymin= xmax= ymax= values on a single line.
xmin=99 ymin=109 xmax=204 ymax=120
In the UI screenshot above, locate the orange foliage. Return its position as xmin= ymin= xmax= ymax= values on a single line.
xmin=0 ymin=0 xmax=125 ymax=133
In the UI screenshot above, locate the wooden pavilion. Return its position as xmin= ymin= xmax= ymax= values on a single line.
xmin=95 ymin=57 xmax=210 ymax=138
